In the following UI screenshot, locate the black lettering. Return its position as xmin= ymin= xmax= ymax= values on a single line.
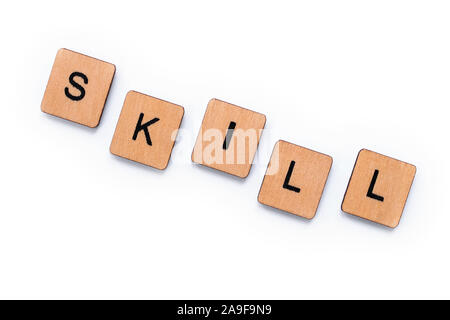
xmin=64 ymin=72 xmax=88 ymax=101
xmin=367 ymin=169 xmax=384 ymax=202
xmin=283 ymin=161 xmax=301 ymax=193
xmin=222 ymin=121 xmax=236 ymax=150
xmin=132 ymin=113 xmax=160 ymax=146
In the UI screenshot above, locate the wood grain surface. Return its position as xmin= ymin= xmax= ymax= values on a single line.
xmin=341 ymin=149 xmax=416 ymax=228
xmin=110 ymin=91 xmax=184 ymax=170
xmin=258 ymin=140 xmax=333 ymax=219
xmin=41 ymin=48 xmax=115 ymax=127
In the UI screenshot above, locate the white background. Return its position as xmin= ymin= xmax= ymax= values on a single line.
xmin=0 ymin=0 xmax=449 ymax=299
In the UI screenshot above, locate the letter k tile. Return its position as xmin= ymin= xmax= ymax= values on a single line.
xmin=110 ymin=91 xmax=184 ymax=170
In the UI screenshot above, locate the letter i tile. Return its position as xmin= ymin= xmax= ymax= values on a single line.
xmin=341 ymin=149 xmax=416 ymax=228
xmin=258 ymin=140 xmax=333 ymax=219
xmin=192 ymin=98 xmax=266 ymax=178
xmin=110 ymin=91 xmax=184 ymax=170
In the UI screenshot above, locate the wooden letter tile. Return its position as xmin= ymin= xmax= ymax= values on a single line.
xmin=110 ymin=91 xmax=184 ymax=170
xmin=341 ymin=149 xmax=416 ymax=228
xmin=41 ymin=48 xmax=116 ymax=127
xmin=258 ymin=140 xmax=333 ymax=219
xmin=192 ymin=99 xmax=266 ymax=178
